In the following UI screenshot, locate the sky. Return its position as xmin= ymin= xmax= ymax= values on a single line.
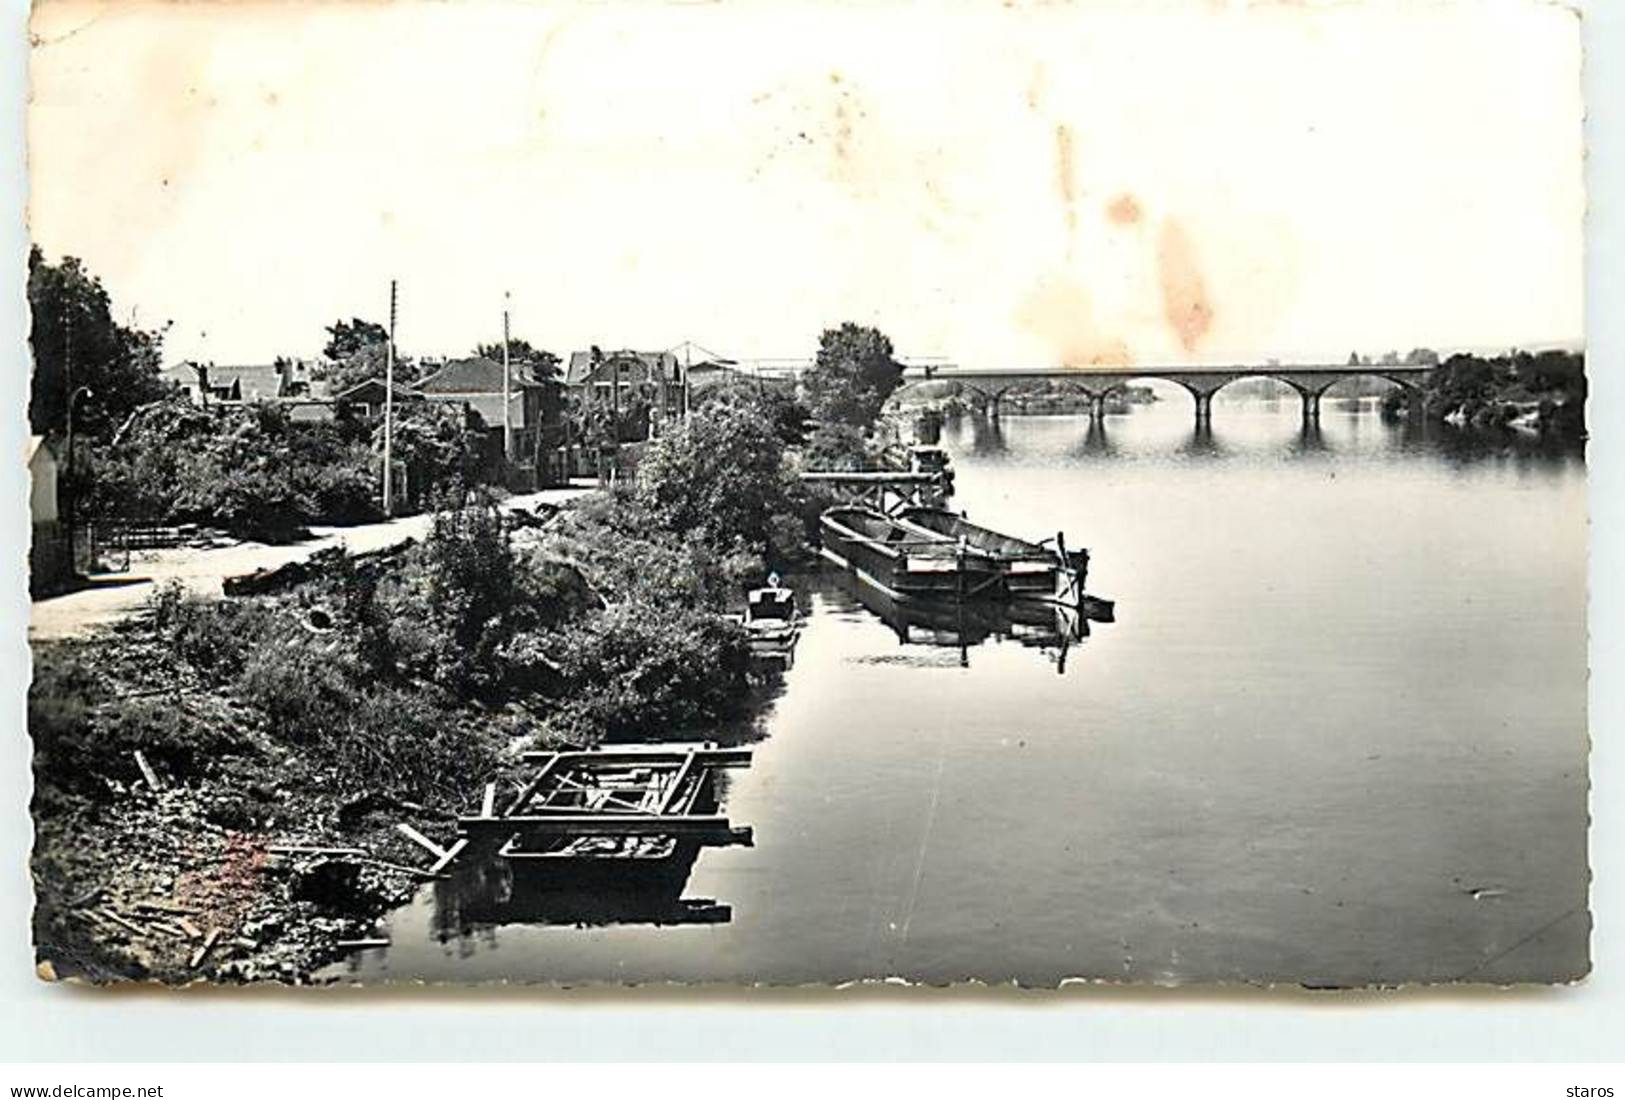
xmin=26 ymin=0 xmax=1585 ymax=370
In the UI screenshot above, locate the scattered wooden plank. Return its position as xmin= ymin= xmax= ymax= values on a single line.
xmin=98 ymin=908 xmax=147 ymax=937
xmin=134 ymin=900 xmax=196 ymax=916
xmin=427 ymin=838 xmax=469 ymax=875
xmin=233 ymin=936 xmax=258 ymax=950
xmin=395 ymin=822 xmax=450 ymax=862
xmin=334 ymin=938 xmax=390 ymax=950
xmin=480 ymin=783 xmax=496 ymax=819
xmin=177 ymin=918 xmax=204 ymax=940
xmin=267 ymin=845 xmax=369 ymax=857
xmin=132 ymin=750 xmax=162 ymax=791
xmin=68 ymin=886 xmax=105 ymax=909
xmin=188 ymin=928 xmax=221 ymax=970
xmin=357 ymin=857 xmax=446 ymax=881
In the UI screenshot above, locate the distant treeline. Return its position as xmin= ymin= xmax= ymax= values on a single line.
xmin=1383 ymin=350 xmax=1585 ymax=437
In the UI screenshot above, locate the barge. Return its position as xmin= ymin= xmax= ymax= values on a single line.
xmin=818 ymin=505 xmax=1006 ymax=599
xmin=820 ymin=504 xmax=1105 ymax=612
xmin=896 ymin=506 xmax=1086 ymax=597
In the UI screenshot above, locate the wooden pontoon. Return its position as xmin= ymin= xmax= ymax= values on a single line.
xmin=458 ymin=745 xmax=753 ymax=884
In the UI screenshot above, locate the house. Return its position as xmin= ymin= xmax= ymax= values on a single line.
xmin=564 ymin=348 xmax=687 ymax=437
xmin=28 ymin=435 xmax=69 ymax=596
xmin=159 ymin=359 xmax=319 ymax=406
xmin=331 ymin=377 xmax=422 ymax=423
xmin=415 ymin=356 xmax=565 ymax=476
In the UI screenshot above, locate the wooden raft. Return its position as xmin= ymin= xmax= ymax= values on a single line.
xmin=458 ymin=745 xmax=754 ymax=848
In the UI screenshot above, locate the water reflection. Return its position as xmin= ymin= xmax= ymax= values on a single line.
xmin=948 ymin=406 xmax=1584 ymax=473
xmin=836 ymin=569 xmax=1090 ymax=672
xmin=425 ymin=849 xmax=730 ymax=947
xmin=963 ymin=413 xmax=1008 ymax=456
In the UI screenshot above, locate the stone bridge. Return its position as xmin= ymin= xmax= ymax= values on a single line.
xmin=906 ymin=364 xmax=1430 ymax=425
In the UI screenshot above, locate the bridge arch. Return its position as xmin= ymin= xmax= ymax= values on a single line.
xmin=1208 ymin=373 xmax=1325 ymax=421
xmin=1310 ymin=371 xmax=1421 ymax=398
xmin=1088 ymin=375 xmax=1203 ymax=417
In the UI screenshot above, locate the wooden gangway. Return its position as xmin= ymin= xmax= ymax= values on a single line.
xmin=799 ymin=470 xmax=950 ymax=515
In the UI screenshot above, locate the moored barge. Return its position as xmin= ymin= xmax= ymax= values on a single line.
xmin=896 ymin=506 xmax=1085 ymax=597
xmin=818 ymin=505 xmax=1006 ymax=599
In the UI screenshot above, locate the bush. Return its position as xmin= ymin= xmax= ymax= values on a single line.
xmin=692 ymin=375 xmax=810 ymax=446
xmin=148 ymin=582 xmax=277 ymax=685
xmin=800 ymin=422 xmax=880 ymax=472
xmin=338 ymin=686 xmax=503 ymax=801
xmin=237 ymin=633 xmax=359 ymax=747
xmin=420 ymin=493 xmax=517 ymax=695
xmin=542 ymin=603 xmax=750 ymax=742
xmin=84 ymin=397 xmax=385 ymax=538
xmin=29 ymin=644 xmax=249 ymax=798
xmin=634 ymin=402 xmax=809 ymax=568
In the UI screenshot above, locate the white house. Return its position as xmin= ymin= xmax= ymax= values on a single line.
xmin=28 ymin=435 xmax=68 ymax=595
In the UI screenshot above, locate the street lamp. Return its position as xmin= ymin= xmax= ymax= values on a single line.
xmin=64 ymin=385 xmax=92 ymax=572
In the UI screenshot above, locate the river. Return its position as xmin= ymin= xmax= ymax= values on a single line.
xmin=329 ymin=392 xmax=1590 ymax=987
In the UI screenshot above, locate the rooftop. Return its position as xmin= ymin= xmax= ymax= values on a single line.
xmin=418 ymin=356 xmax=554 ymax=393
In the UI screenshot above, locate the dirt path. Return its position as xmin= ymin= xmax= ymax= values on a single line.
xmin=29 ymin=485 xmax=596 ymax=641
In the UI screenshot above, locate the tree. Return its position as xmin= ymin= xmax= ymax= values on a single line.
xmin=319 ymin=317 xmax=418 ymax=392
xmin=1404 ymin=348 xmax=1441 ymax=366
xmin=323 ymin=318 xmax=389 ymax=362
xmin=693 ymin=375 xmax=810 ymax=446
xmin=802 ymin=323 xmax=904 ymax=428
xmin=473 ymin=338 xmax=561 ymax=381
xmin=635 ymin=401 xmax=806 ymax=565
xmin=375 ymin=402 xmax=492 ymax=509
xmin=27 ymin=248 xmax=169 ymax=438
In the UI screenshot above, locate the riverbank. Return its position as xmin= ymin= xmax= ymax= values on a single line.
xmin=1381 ymin=349 xmax=1586 ymax=436
xmin=30 ymin=395 xmax=814 ymax=984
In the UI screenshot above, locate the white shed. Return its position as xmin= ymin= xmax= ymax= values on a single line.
xmin=27 ymin=435 xmax=59 ymax=527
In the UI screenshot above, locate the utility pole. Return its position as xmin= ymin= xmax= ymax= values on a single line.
xmin=383 ymin=279 xmax=397 ymax=515
xmin=502 ymin=291 xmax=512 ymax=468
xmin=62 ymin=309 xmax=75 ymax=569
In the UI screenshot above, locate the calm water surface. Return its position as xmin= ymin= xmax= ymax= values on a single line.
xmin=333 ymin=394 xmax=1589 ymax=986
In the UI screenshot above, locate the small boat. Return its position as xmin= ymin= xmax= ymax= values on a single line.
xmin=738 ymin=579 xmax=801 ymax=650
xmin=819 ymin=505 xmax=1006 ymax=599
